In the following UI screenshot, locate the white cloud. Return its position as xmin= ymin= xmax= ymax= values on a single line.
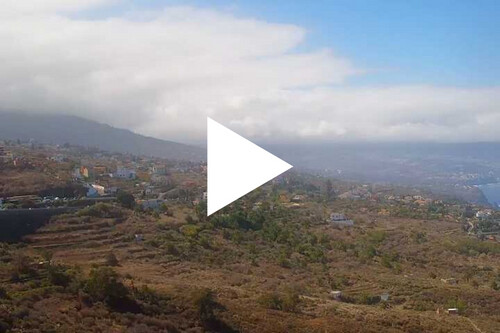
xmin=1 ymin=2 xmax=499 ymax=143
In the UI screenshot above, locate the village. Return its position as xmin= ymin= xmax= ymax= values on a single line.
xmin=0 ymin=140 xmax=207 ymax=212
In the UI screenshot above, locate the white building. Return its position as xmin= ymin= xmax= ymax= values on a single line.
xmin=476 ymin=210 xmax=492 ymax=219
xmin=114 ymin=167 xmax=136 ymax=180
xmin=91 ymin=184 xmax=106 ymax=196
xmin=152 ymin=164 xmax=168 ymax=175
xmin=328 ymin=213 xmax=354 ymax=226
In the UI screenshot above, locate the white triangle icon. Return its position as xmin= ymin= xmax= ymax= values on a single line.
xmin=207 ymin=117 xmax=292 ymax=216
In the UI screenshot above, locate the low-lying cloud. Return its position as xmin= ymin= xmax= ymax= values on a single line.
xmin=1 ymin=0 xmax=499 ymax=143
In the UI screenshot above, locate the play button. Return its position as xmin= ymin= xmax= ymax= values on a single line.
xmin=207 ymin=117 xmax=293 ymax=216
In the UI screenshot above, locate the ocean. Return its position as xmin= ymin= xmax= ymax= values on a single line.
xmin=478 ymin=183 xmax=500 ymax=209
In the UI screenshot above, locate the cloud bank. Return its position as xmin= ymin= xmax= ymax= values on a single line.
xmin=1 ymin=0 xmax=499 ymax=143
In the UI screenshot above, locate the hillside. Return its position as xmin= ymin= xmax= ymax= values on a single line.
xmin=0 ymin=112 xmax=205 ymax=162
xmin=2 ymin=187 xmax=500 ymax=332
xmin=1 ymin=145 xmax=499 ymax=332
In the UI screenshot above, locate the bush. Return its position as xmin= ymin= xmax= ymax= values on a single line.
xmin=48 ymin=266 xmax=72 ymax=287
xmin=78 ymin=203 xmax=123 ymax=218
xmin=447 ymin=298 xmax=467 ymax=314
xmin=85 ymin=267 xmax=128 ymax=303
xmin=192 ymin=289 xmax=217 ymax=321
xmin=278 ymin=252 xmax=291 ymax=268
xmin=366 ymin=231 xmax=387 ymax=244
xmin=258 ymin=290 xmax=301 ymax=312
xmin=281 ymin=288 xmax=301 ymax=312
xmin=105 ymin=253 xmax=119 ymax=266
xmin=11 ymin=253 xmax=32 ymax=278
xmin=258 ymin=292 xmax=283 ymax=310
xmin=358 ymin=293 xmax=381 ymax=305
xmin=0 ymin=286 xmax=7 ymax=299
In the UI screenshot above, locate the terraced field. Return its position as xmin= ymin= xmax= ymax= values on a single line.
xmin=11 ymin=201 xmax=499 ymax=333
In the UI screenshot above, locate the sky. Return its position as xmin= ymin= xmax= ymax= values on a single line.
xmin=1 ymin=0 xmax=500 ymax=144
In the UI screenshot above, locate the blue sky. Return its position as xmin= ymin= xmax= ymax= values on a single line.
xmin=87 ymin=0 xmax=500 ymax=87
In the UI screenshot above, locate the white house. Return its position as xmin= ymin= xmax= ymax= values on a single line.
xmin=476 ymin=210 xmax=492 ymax=219
xmin=328 ymin=213 xmax=354 ymax=226
xmin=91 ymin=184 xmax=106 ymax=196
xmin=330 ymin=291 xmax=342 ymax=300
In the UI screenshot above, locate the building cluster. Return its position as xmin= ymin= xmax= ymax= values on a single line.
xmin=338 ymin=185 xmax=373 ymax=200
xmin=1 ymin=141 xmax=208 ymax=212
xmin=464 ymin=207 xmax=500 ymax=241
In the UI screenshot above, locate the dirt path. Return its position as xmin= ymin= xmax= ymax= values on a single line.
xmin=465 ymin=317 xmax=485 ymax=333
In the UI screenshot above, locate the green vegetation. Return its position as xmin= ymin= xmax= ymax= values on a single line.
xmin=77 ymin=203 xmax=124 ymax=218
xmin=84 ymin=266 xmax=129 ymax=303
xmin=449 ymin=239 xmax=500 ymax=256
xmin=192 ymin=288 xmax=217 ymax=321
xmin=258 ymin=289 xmax=302 ymax=312
xmin=116 ymin=190 xmax=136 ymax=209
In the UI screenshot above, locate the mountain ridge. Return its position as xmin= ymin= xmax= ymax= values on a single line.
xmin=0 ymin=112 xmax=205 ymax=162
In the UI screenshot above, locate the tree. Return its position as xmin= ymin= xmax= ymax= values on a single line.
xmin=117 ymin=190 xmax=135 ymax=209
xmin=195 ymin=201 xmax=207 ymax=222
xmin=325 ymin=179 xmax=335 ymax=200
xmin=85 ymin=267 xmax=128 ymax=303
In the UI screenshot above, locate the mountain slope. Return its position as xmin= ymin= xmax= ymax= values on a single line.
xmin=0 ymin=112 xmax=205 ymax=161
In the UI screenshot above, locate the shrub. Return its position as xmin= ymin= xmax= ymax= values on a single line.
xmin=192 ymin=288 xmax=217 ymax=321
xmin=447 ymin=298 xmax=467 ymax=314
xmin=48 ymin=266 xmax=72 ymax=287
xmin=413 ymin=232 xmax=427 ymax=244
xmin=181 ymin=225 xmax=200 ymax=238
xmin=11 ymin=253 xmax=32 ymax=278
xmin=231 ymin=231 xmax=243 ymax=244
xmin=78 ymin=203 xmax=123 ymax=218
xmin=258 ymin=292 xmax=283 ymax=310
xmin=105 ymin=253 xmax=119 ymax=266
xmin=281 ymin=288 xmax=301 ymax=312
xmin=366 ymin=230 xmax=387 ymax=244
xmin=185 ymin=215 xmax=195 ymax=224
xmin=358 ymin=293 xmax=381 ymax=305
xmin=165 ymin=243 xmax=179 ymax=256
xmin=199 ymin=236 xmax=211 ymax=249
xmin=0 ymin=286 xmax=7 ymax=299
xmin=278 ymin=252 xmax=291 ymax=268
xmin=258 ymin=290 xmax=301 ymax=312
xmin=85 ymin=267 xmax=128 ymax=303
